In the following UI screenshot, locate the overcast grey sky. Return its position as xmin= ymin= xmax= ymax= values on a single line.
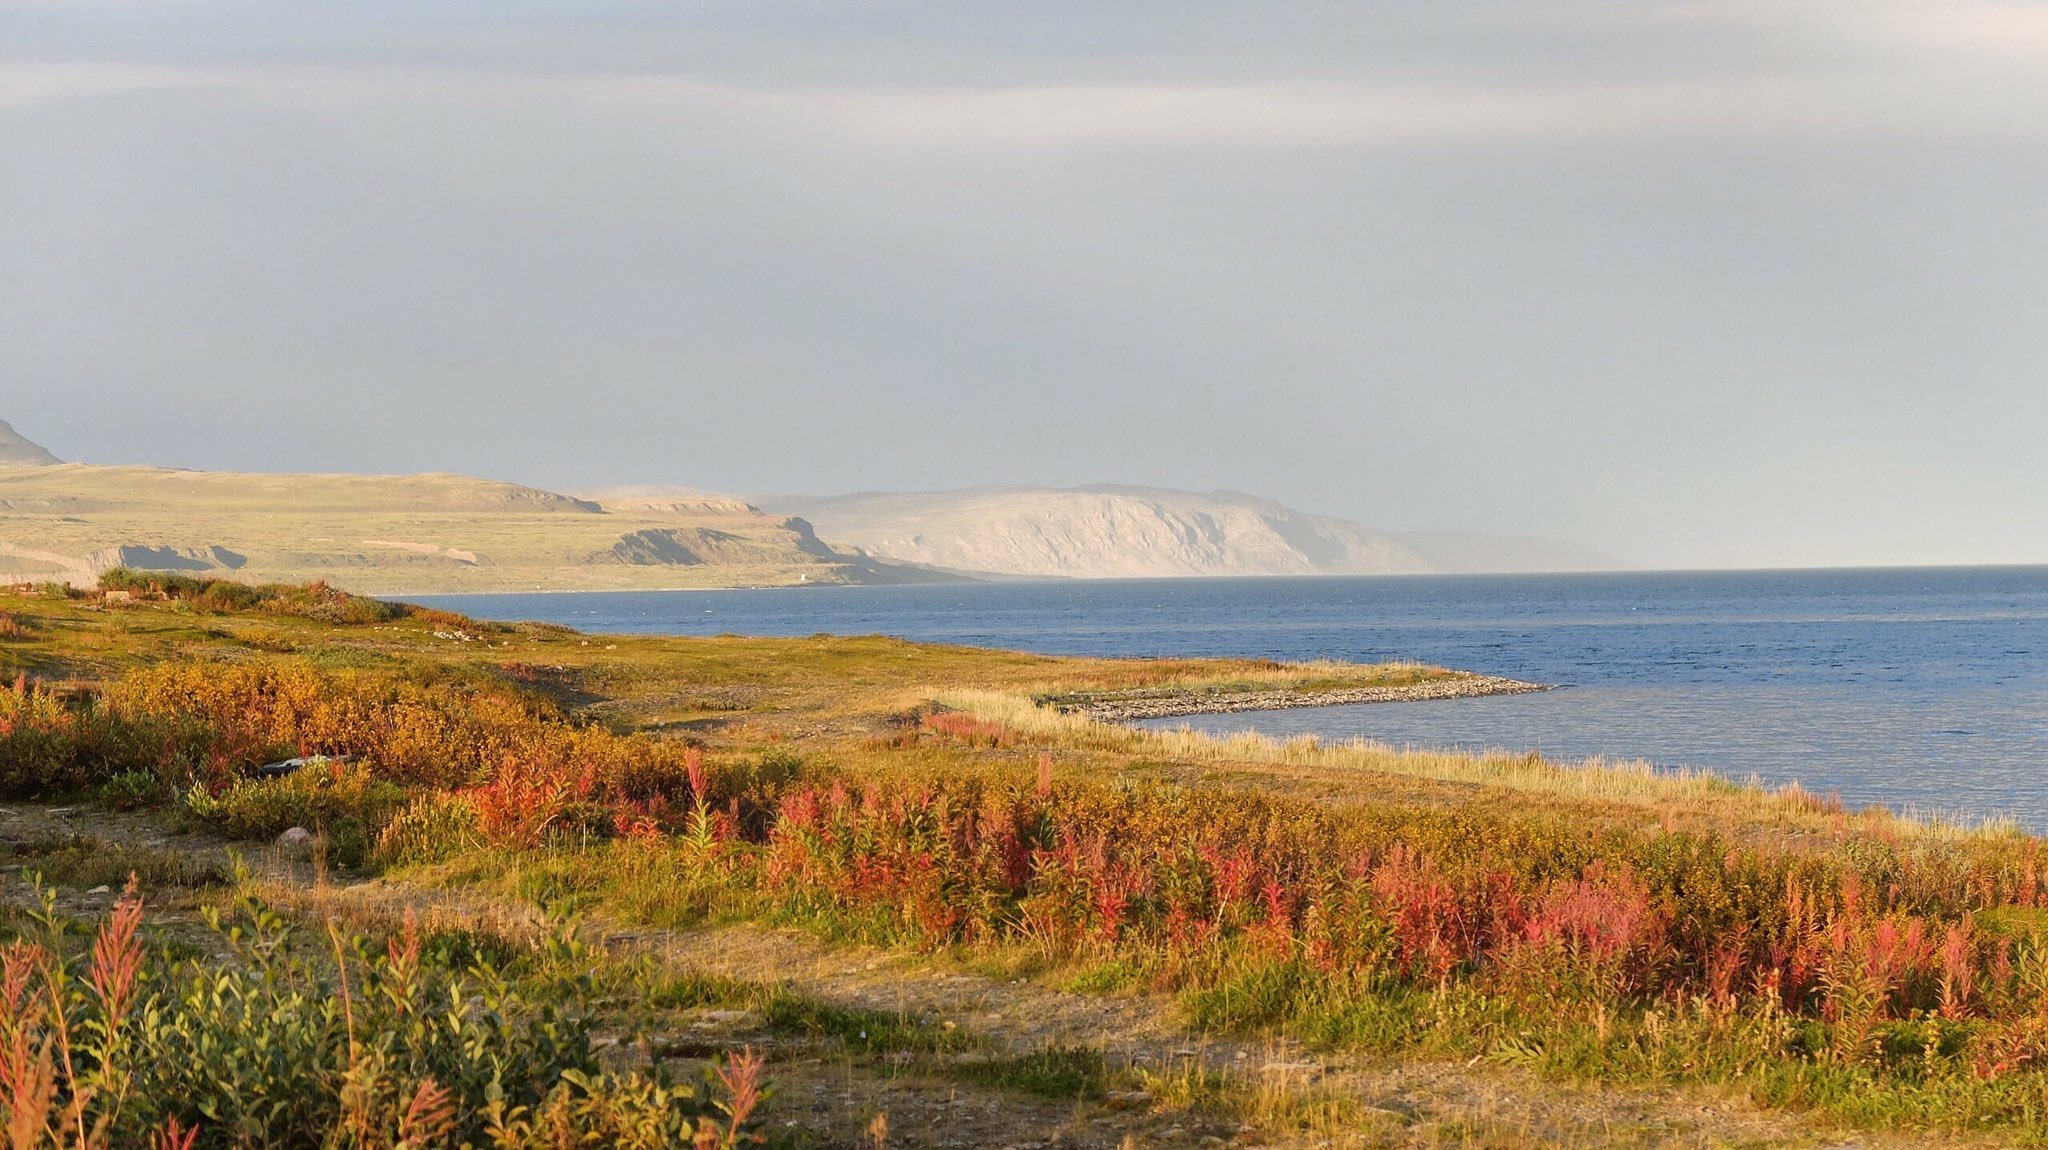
xmin=4 ymin=2 xmax=2046 ymax=569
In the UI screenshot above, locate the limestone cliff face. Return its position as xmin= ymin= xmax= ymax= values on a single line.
xmin=758 ymin=487 xmax=1440 ymax=579
xmin=758 ymin=486 xmax=1621 ymax=579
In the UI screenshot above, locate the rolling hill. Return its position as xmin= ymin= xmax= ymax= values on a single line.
xmin=0 ymin=464 xmax=942 ymax=593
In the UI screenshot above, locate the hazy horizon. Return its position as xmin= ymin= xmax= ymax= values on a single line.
xmin=5 ymin=2 xmax=2045 ymax=570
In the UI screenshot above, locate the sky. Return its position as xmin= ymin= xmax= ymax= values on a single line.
xmin=3 ymin=2 xmax=2046 ymax=570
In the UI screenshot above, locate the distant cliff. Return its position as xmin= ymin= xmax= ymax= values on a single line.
xmin=0 ymin=423 xmax=1616 ymax=588
xmin=757 ymin=486 xmax=1619 ymax=579
xmin=0 ymin=421 xmax=61 ymax=467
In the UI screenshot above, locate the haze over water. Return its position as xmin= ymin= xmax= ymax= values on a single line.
xmin=422 ymin=566 xmax=2048 ymax=830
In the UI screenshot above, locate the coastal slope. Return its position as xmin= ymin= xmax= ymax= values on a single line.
xmin=0 ymin=464 xmax=946 ymax=592
xmin=0 ymin=420 xmax=61 ymax=467
xmin=758 ymin=485 xmax=1619 ymax=578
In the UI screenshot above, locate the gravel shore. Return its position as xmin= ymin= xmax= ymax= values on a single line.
xmin=1054 ymin=674 xmax=1549 ymax=722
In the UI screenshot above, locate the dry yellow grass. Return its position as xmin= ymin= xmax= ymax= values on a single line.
xmin=0 ymin=463 xmax=899 ymax=592
xmin=930 ymin=687 xmax=2022 ymax=843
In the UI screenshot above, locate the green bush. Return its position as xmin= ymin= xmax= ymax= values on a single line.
xmin=97 ymin=769 xmax=165 ymax=811
xmin=375 ymin=791 xmax=484 ymax=868
xmin=183 ymin=760 xmax=410 ymax=866
xmin=0 ymin=883 xmax=767 ymax=1147
xmin=95 ymin=569 xmax=415 ymax=625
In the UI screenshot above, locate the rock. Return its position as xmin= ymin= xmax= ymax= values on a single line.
xmin=257 ymin=754 xmax=355 ymax=779
xmin=649 ymin=1036 xmax=723 ymax=1059
xmin=277 ymin=827 xmax=315 ymax=847
xmin=85 ymin=885 xmax=111 ymax=895
xmin=1103 ymin=1090 xmax=1153 ymax=1110
xmin=1060 ymin=675 xmax=1549 ymax=722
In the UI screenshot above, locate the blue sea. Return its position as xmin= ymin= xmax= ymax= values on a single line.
xmin=416 ymin=567 xmax=2048 ymax=829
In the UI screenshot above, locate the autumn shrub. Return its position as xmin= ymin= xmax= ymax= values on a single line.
xmin=0 ymin=675 xmax=183 ymax=795
xmin=920 ymin=710 xmax=1019 ymax=748
xmin=38 ymin=639 xmax=2048 ymax=1127
xmin=491 ymin=759 xmax=2048 ymax=1129
xmin=2 ymin=660 xmax=811 ymax=860
xmin=102 ymin=662 xmax=555 ymax=788
xmin=0 ymin=673 xmax=88 ymax=791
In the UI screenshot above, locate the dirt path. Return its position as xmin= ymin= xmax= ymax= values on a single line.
xmin=286 ymin=873 xmax=1948 ymax=1150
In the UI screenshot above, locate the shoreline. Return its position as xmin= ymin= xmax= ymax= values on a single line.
xmin=1050 ymin=674 xmax=1551 ymax=722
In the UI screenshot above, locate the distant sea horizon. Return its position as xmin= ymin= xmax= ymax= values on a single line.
xmin=417 ymin=564 xmax=2048 ymax=830
xmin=398 ymin=559 xmax=2048 ymax=593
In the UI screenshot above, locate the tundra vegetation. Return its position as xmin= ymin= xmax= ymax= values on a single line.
xmin=0 ymin=570 xmax=2043 ymax=1147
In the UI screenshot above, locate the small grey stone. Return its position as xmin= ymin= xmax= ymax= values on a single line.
xmin=277 ymin=827 xmax=315 ymax=847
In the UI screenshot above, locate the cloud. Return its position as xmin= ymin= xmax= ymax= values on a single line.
xmin=6 ymin=57 xmax=2044 ymax=150
xmin=5 ymin=1 xmax=2047 ymax=566
xmin=8 ymin=0 xmax=2048 ymax=150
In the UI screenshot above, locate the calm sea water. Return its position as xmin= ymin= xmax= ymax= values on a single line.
xmin=416 ymin=567 xmax=2048 ymax=829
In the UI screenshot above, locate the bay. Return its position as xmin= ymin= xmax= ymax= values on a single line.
xmin=417 ymin=566 xmax=2048 ymax=829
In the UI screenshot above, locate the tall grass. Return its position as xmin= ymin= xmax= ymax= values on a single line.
xmin=0 ymin=878 xmax=765 ymax=1148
